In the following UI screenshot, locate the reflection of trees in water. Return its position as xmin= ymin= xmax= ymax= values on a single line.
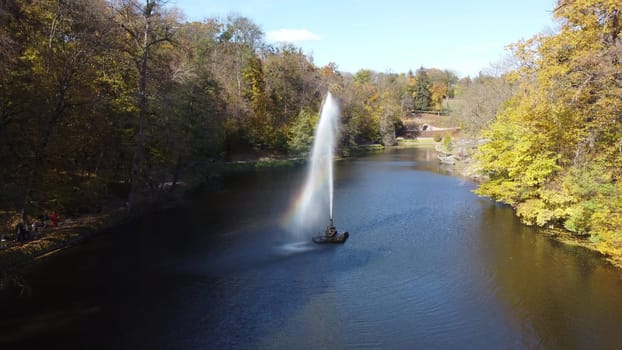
xmin=479 ymin=204 xmax=622 ymax=349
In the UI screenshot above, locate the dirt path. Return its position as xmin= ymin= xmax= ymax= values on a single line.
xmin=0 ymin=209 xmax=130 ymax=272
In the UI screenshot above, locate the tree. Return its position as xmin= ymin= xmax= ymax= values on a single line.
xmin=426 ymin=68 xmax=458 ymax=98
xmin=242 ymin=53 xmax=274 ymax=149
xmin=453 ymin=74 xmax=516 ymax=136
xmin=475 ymin=0 xmax=622 ymax=256
xmin=209 ymin=15 xmax=265 ymax=154
xmin=163 ymin=20 xmax=227 ymax=183
xmin=111 ymin=0 xmax=176 ymax=209
xmin=353 ymin=69 xmax=373 ymax=84
xmin=373 ymin=73 xmax=404 ymax=146
xmin=0 ymin=0 xmax=128 ymax=217
xmin=263 ymin=44 xmax=321 ymax=134
xmin=430 ymin=81 xmax=447 ymax=112
xmin=287 ymin=109 xmax=318 ymax=156
xmin=411 ymin=67 xmax=431 ymax=111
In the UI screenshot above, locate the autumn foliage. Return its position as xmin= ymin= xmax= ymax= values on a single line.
xmin=0 ymin=0 xmax=420 ymax=222
xmin=475 ymin=0 xmax=622 ymax=257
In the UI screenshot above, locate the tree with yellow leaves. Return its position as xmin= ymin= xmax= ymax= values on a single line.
xmin=476 ymin=0 xmax=622 ymax=257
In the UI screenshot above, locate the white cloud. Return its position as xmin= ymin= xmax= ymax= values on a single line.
xmin=266 ymin=29 xmax=321 ymax=43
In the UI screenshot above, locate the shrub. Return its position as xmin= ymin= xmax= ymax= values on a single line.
xmin=443 ymin=132 xmax=453 ymax=151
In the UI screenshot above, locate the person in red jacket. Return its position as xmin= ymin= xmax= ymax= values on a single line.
xmin=50 ymin=211 xmax=58 ymax=227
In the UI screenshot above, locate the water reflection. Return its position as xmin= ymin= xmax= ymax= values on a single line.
xmin=478 ymin=203 xmax=622 ymax=349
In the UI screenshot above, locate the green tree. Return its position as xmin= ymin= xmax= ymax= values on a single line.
xmin=411 ymin=67 xmax=431 ymax=111
xmin=287 ymin=109 xmax=318 ymax=156
xmin=353 ymin=69 xmax=373 ymax=84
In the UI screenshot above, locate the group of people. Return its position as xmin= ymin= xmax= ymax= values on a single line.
xmin=12 ymin=211 xmax=58 ymax=243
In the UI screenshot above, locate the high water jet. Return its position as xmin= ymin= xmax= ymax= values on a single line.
xmin=285 ymin=91 xmax=348 ymax=243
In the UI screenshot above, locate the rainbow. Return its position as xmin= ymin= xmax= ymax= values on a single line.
xmin=280 ymin=92 xmax=340 ymax=234
xmin=281 ymin=166 xmax=330 ymax=229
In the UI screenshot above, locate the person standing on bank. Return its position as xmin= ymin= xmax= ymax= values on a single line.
xmin=50 ymin=211 xmax=58 ymax=227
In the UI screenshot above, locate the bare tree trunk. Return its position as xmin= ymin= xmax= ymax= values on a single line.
xmin=120 ymin=0 xmax=173 ymax=211
xmin=128 ymin=41 xmax=148 ymax=211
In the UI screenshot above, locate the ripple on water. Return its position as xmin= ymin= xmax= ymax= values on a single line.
xmin=8 ymin=149 xmax=622 ymax=350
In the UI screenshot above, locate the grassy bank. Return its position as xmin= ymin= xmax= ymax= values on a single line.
xmin=395 ymin=138 xmax=438 ymax=148
xmin=213 ymin=157 xmax=307 ymax=173
xmin=342 ymin=144 xmax=385 ymax=156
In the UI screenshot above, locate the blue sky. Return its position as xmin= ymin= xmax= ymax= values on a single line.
xmin=171 ymin=0 xmax=558 ymax=77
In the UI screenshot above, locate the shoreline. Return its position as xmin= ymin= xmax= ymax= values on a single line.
xmin=0 ymin=146 xmax=389 ymax=274
xmin=0 ymin=208 xmax=132 ymax=273
xmin=0 ymin=155 xmax=313 ymax=275
xmin=440 ymin=137 xmax=622 ymax=271
xmin=3 ymin=142 xmax=621 ymax=277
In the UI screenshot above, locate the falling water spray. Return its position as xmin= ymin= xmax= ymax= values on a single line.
xmin=287 ymin=92 xmax=340 ymax=234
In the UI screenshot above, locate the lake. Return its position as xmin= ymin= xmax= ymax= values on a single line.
xmin=2 ymin=148 xmax=622 ymax=349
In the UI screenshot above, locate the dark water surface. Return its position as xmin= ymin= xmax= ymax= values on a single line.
xmin=2 ymin=148 xmax=622 ymax=349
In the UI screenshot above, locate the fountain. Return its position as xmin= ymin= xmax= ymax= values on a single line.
xmin=286 ymin=91 xmax=348 ymax=243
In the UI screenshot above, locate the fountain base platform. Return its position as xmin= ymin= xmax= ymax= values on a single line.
xmin=312 ymin=223 xmax=349 ymax=244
